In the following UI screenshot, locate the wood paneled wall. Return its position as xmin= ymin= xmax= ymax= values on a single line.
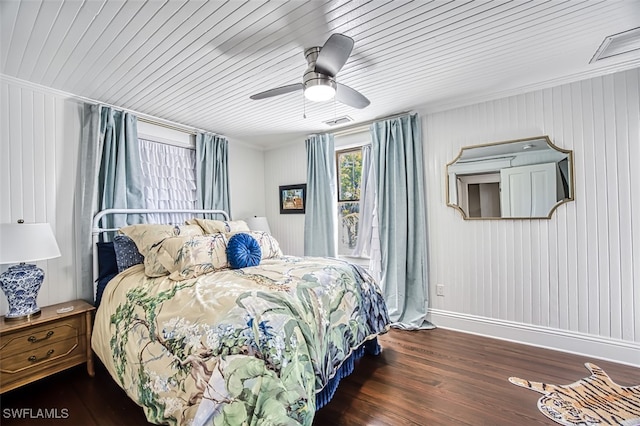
xmin=227 ymin=140 xmax=266 ymax=221
xmin=423 ymin=68 xmax=639 ymax=347
xmin=264 ymin=141 xmax=307 ymax=256
xmin=0 ymin=78 xmax=83 ymax=313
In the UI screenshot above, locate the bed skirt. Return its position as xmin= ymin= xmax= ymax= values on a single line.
xmin=315 ymin=337 xmax=381 ymax=410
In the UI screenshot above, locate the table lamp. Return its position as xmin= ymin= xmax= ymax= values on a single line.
xmin=0 ymin=221 xmax=61 ymax=321
xmin=245 ymin=216 xmax=271 ymax=234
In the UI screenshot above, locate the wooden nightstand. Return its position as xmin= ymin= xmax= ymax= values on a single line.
xmin=0 ymin=299 xmax=95 ymax=393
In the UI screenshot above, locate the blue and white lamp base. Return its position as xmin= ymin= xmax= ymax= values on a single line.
xmin=0 ymin=263 xmax=44 ymax=321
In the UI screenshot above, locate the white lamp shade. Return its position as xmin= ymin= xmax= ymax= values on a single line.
xmin=0 ymin=223 xmax=61 ymax=264
xmin=245 ymin=217 xmax=271 ymax=234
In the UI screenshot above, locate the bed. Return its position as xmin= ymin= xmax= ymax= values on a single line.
xmin=90 ymin=209 xmax=390 ymax=425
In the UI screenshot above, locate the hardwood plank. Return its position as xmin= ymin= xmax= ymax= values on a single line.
xmin=0 ymin=363 xmax=148 ymax=425
xmin=1 ymin=329 xmax=637 ymax=425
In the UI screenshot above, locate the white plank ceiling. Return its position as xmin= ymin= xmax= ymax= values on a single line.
xmin=1 ymin=0 xmax=639 ymax=148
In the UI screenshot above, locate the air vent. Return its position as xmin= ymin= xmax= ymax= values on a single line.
xmin=323 ymin=116 xmax=353 ymax=126
xmin=590 ymin=27 xmax=640 ymax=63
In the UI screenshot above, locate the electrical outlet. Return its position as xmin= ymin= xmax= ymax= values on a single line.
xmin=436 ymin=284 xmax=445 ymax=296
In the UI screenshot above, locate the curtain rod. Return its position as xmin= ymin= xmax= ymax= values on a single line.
xmin=136 ymin=116 xmax=225 ymax=138
xmin=331 ymin=111 xmax=413 ymax=137
xmin=137 ymin=116 xmax=199 ymax=136
xmin=93 ymin=97 xmax=223 ymax=137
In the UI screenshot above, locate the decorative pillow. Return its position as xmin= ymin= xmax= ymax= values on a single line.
xmin=119 ymin=224 xmax=204 ymax=277
xmin=97 ymin=241 xmax=118 ymax=279
xmin=227 ymin=233 xmax=261 ymax=269
xmin=96 ymin=241 xmax=118 ymax=308
xmin=113 ymin=235 xmax=144 ymax=272
xmin=119 ymin=223 xmax=204 ymax=256
xmin=187 ymin=218 xmax=250 ymax=234
xmin=155 ymin=234 xmax=229 ymax=281
xmin=227 ymin=231 xmax=283 ymax=259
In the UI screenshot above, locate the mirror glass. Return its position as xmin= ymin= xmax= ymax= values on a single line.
xmin=446 ymin=136 xmax=573 ymax=219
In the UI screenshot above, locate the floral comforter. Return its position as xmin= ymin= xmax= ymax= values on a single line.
xmin=91 ymin=256 xmax=389 ymax=425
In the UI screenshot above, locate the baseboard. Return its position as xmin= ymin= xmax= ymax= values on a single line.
xmin=428 ymin=309 xmax=640 ymax=367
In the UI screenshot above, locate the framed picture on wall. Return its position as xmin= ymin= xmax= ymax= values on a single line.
xmin=279 ymin=184 xmax=306 ymax=214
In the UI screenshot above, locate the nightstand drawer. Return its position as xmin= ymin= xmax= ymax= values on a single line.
xmin=1 ymin=336 xmax=83 ymax=374
xmin=0 ymin=319 xmax=81 ymax=358
xmin=0 ymin=300 xmax=95 ymax=393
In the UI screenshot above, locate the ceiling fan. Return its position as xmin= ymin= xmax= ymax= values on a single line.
xmin=249 ymin=33 xmax=370 ymax=109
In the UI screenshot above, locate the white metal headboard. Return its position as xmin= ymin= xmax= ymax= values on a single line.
xmin=91 ymin=208 xmax=230 ymax=301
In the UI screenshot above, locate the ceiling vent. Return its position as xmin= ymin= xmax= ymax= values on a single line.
xmin=323 ymin=116 xmax=353 ymax=126
xmin=590 ymin=27 xmax=640 ymax=63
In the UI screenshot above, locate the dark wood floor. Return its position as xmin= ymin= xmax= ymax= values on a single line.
xmin=1 ymin=328 xmax=638 ymax=425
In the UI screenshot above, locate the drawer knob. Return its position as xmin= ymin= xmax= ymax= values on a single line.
xmin=28 ymin=349 xmax=55 ymax=363
xmin=28 ymin=331 xmax=54 ymax=343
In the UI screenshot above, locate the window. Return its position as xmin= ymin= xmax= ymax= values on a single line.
xmin=336 ymin=147 xmax=363 ymax=256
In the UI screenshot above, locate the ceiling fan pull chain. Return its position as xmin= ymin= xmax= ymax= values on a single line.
xmin=303 ymin=93 xmax=307 ymax=119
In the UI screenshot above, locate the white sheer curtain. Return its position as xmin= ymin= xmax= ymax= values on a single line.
xmin=351 ymin=145 xmax=382 ymax=282
xmin=138 ymin=138 xmax=196 ymax=224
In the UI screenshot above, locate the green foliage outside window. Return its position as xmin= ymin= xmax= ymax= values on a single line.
xmin=337 ymin=149 xmax=362 ymax=201
xmin=337 ymin=148 xmax=363 ymax=253
xmin=339 ymin=202 xmax=359 ymax=249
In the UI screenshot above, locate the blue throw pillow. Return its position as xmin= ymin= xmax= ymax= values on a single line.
xmin=113 ymin=235 xmax=144 ymax=272
xmin=227 ymin=233 xmax=261 ymax=269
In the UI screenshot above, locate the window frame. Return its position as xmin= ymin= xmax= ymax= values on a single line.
xmin=336 ymin=146 xmax=365 ymax=256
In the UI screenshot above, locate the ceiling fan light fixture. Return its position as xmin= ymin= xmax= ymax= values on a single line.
xmin=304 ymin=84 xmax=336 ymax=102
xmin=249 ymin=33 xmax=368 ymax=108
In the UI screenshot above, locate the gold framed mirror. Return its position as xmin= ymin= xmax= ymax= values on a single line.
xmin=446 ymin=136 xmax=574 ymax=219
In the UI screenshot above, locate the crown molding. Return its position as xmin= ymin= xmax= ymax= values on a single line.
xmin=1 ymin=73 xmax=84 ymax=100
xmin=418 ymin=59 xmax=640 ymax=115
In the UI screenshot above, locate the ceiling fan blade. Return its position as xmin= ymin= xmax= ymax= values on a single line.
xmin=250 ymin=83 xmax=303 ymax=100
xmin=315 ymin=33 xmax=354 ymax=77
xmin=336 ymin=83 xmax=370 ymax=109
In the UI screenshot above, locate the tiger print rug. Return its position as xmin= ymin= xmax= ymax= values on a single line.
xmin=509 ymin=363 xmax=640 ymax=425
